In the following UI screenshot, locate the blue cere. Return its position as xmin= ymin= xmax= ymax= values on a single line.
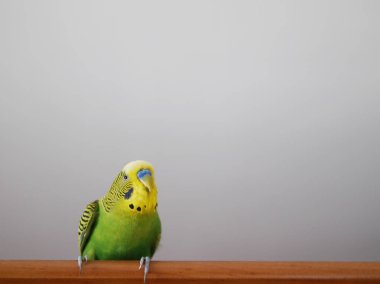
xmin=137 ymin=169 xmax=152 ymax=180
xmin=124 ymin=188 xmax=133 ymax=200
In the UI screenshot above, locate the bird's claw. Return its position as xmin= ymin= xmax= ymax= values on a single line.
xmin=139 ymin=256 xmax=145 ymax=270
xmin=77 ymin=256 xmax=82 ymax=273
xmin=139 ymin=256 xmax=150 ymax=284
xmin=77 ymin=255 xmax=88 ymax=274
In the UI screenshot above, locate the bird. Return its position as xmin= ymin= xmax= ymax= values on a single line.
xmin=77 ymin=160 xmax=161 ymax=284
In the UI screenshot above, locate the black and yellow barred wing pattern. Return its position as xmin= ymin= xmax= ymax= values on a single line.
xmin=78 ymin=200 xmax=99 ymax=255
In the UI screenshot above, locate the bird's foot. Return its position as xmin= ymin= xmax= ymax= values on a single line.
xmin=77 ymin=256 xmax=82 ymax=273
xmin=139 ymin=256 xmax=150 ymax=284
xmin=77 ymin=255 xmax=88 ymax=273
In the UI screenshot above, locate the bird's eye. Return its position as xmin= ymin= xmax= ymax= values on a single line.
xmin=123 ymin=175 xmax=128 ymax=180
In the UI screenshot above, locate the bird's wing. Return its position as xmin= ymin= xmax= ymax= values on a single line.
xmin=78 ymin=200 xmax=99 ymax=255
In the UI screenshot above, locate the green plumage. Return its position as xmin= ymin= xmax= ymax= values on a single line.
xmin=80 ymin=201 xmax=161 ymax=260
xmin=78 ymin=161 xmax=161 ymax=262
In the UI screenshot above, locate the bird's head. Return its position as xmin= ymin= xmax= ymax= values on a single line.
xmin=103 ymin=160 xmax=158 ymax=214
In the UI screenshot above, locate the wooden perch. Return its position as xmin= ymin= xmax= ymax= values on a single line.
xmin=1 ymin=261 xmax=380 ymax=283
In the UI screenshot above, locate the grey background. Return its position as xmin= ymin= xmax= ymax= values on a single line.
xmin=0 ymin=0 xmax=379 ymax=261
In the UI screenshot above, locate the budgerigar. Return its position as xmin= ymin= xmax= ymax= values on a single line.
xmin=77 ymin=160 xmax=161 ymax=283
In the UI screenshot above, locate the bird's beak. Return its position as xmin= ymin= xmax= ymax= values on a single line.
xmin=137 ymin=169 xmax=154 ymax=192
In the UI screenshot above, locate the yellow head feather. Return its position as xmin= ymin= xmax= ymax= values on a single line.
xmin=102 ymin=160 xmax=158 ymax=215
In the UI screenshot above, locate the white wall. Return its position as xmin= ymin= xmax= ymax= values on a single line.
xmin=0 ymin=0 xmax=379 ymax=260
